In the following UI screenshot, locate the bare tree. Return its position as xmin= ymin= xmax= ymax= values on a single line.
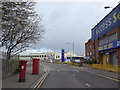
xmin=0 ymin=2 xmax=45 ymax=60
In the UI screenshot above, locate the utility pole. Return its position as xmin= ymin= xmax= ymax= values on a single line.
xmin=72 ymin=43 xmax=74 ymax=58
xmin=66 ymin=42 xmax=75 ymax=58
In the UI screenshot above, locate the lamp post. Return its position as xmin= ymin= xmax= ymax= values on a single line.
xmin=104 ymin=6 xmax=113 ymax=9
xmin=104 ymin=2 xmax=119 ymax=9
xmin=72 ymin=43 xmax=74 ymax=57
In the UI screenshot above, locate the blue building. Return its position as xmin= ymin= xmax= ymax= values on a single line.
xmin=86 ymin=3 xmax=120 ymax=65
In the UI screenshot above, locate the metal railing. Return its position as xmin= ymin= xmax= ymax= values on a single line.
xmin=2 ymin=57 xmax=19 ymax=79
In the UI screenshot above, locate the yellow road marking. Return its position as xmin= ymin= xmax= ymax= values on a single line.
xmin=33 ymin=73 xmax=47 ymax=89
xmin=86 ymin=70 xmax=120 ymax=82
xmin=75 ymin=66 xmax=120 ymax=82
xmin=37 ymin=70 xmax=50 ymax=88
xmin=33 ymin=68 xmax=50 ymax=90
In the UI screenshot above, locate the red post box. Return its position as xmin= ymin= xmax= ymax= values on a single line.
xmin=19 ymin=60 xmax=27 ymax=82
xmin=32 ymin=58 xmax=40 ymax=75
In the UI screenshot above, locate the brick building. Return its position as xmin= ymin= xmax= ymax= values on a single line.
xmin=85 ymin=39 xmax=95 ymax=60
xmin=85 ymin=4 xmax=120 ymax=65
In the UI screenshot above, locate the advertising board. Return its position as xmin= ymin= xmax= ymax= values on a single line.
xmin=92 ymin=4 xmax=120 ymax=40
xmin=98 ymin=39 xmax=120 ymax=51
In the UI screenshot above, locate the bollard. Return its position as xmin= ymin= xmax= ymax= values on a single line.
xmin=32 ymin=58 xmax=40 ymax=75
xmin=19 ymin=60 xmax=27 ymax=82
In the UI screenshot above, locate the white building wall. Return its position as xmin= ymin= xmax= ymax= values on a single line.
xmin=19 ymin=51 xmax=81 ymax=62
xmin=20 ymin=53 xmax=48 ymax=61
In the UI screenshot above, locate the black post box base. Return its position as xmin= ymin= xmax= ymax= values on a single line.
xmin=32 ymin=73 xmax=39 ymax=75
xmin=19 ymin=79 xmax=25 ymax=82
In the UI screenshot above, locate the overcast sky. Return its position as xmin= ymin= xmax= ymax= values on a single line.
xmin=21 ymin=0 xmax=119 ymax=56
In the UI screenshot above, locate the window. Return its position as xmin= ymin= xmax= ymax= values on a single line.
xmin=56 ymin=56 xmax=60 ymax=58
xmin=87 ymin=53 xmax=89 ymax=56
xmin=107 ymin=33 xmax=117 ymax=42
xmin=99 ymin=33 xmax=117 ymax=46
xmin=90 ymin=45 xmax=91 ymax=49
xmin=87 ymin=46 xmax=89 ymax=49
xmin=89 ymin=52 xmax=92 ymax=55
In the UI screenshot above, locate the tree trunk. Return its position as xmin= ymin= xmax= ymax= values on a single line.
xmin=6 ymin=51 xmax=11 ymax=61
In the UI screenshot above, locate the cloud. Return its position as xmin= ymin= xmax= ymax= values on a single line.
xmin=20 ymin=48 xmax=54 ymax=55
xmin=29 ymin=2 xmax=118 ymax=56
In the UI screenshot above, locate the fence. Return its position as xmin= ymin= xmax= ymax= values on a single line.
xmin=2 ymin=56 xmax=19 ymax=79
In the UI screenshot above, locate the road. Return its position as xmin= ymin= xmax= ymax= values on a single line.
xmin=0 ymin=59 xmax=2 ymax=90
xmin=40 ymin=62 xmax=119 ymax=88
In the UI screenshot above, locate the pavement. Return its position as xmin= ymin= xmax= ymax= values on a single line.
xmin=2 ymin=61 xmax=48 ymax=89
xmin=77 ymin=64 xmax=119 ymax=80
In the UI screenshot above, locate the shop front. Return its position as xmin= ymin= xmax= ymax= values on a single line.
xmin=98 ymin=39 xmax=120 ymax=66
xmin=92 ymin=48 xmax=119 ymax=72
xmin=89 ymin=4 xmax=120 ymax=72
xmin=100 ymin=50 xmax=118 ymax=65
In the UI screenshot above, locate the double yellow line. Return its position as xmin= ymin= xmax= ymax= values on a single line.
xmin=33 ymin=68 xmax=50 ymax=90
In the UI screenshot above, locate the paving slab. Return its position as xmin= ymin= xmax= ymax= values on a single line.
xmin=2 ymin=62 xmax=46 ymax=89
xmin=83 ymin=64 xmax=119 ymax=80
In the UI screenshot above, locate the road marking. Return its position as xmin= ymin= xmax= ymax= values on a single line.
xmin=74 ymin=66 xmax=120 ymax=82
xmin=73 ymin=70 xmax=79 ymax=72
xmin=85 ymin=83 xmax=91 ymax=87
xmin=73 ymin=74 xmax=75 ymax=76
xmin=37 ymin=70 xmax=50 ymax=88
xmin=85 ymin=70 xmax=120 ymax=82
xmin=44 ymin=68 xmax=47 ymax=72
xmin=75 ymin=70 xmax=79 ymax=72
xmin=57 ymin=69 xmax=60 ymax=72
xmin=74 ymin=70 xmax=77 ymax=72
xmin=33 ymin=67 xmax=50 ymax=90
xmin=41 ymin=65 xmax=46 ymax=72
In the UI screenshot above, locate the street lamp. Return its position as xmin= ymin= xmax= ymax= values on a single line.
xmin=104 ymin=6 xmax=113 ymax=9
xmin=104 ymin=2 xmax=120 ymax=10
